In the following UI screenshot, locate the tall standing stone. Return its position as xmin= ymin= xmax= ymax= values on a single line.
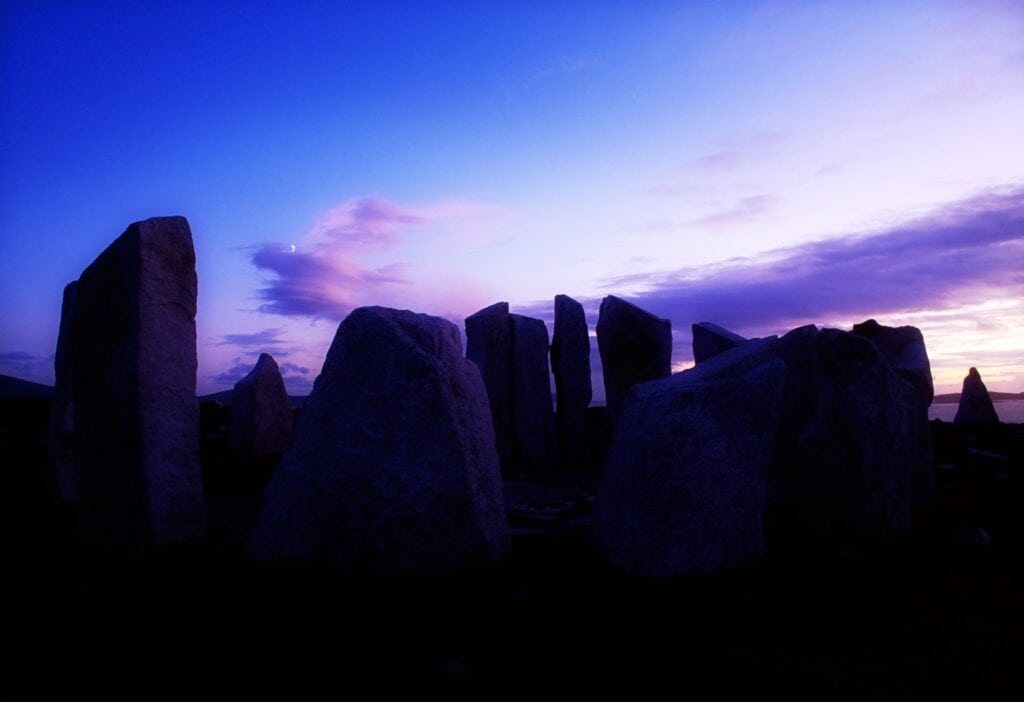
xmin=692 ymin=321 xmax=746 ymax=364
xmin=593 ymin=340 xmax=786 ymax=576
xmin=248 ymin=307 xmax=509 ymax=571
xmin=46 ymin=280 xmax=79 ymax=504
xmin=230 ymin=352 xmax=293 ymax=457
xmin=551 ymin=294 xmax=592 ymax=465
xmin=596 ymin=295 xmax=672 ymax=428
xmin=954 ymin=367 xmax=1000 ymax=424
xmin=71 ymin=216 xmax=204 ymax=546
xmin=465 ymin=302 xmax=512 ymax=468
xmin=510 ymin=313 xmax=556 ymax=468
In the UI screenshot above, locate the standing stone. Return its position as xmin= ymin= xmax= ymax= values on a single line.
xmin=551 ymin=294 xmax=592 ymax=465
xmin=851 ymin=319 xmax=934 ymax=507
xmin=767 ymin=324 xmax=821 ymax=477
xmin=465 ymin=302 xmax=512 ymax=469
xmin=593 ymin=340 xmax=786 ymax=576
xmin=954 ymin=367 xmax=1000 ymax=424
xmin=692 ymin=321 xmax=746 ymax=364
xmin=851 ymin=319 xmax=934 ymax=406
xmin=509 ymin=313 xmax=556 ymax=468
xmin=71 ymin=216 xmax=204 ymax=546
xmin=46 ymin=280 xmax=79 ymax=504
xmin=596 ymin=296 xmax=672 ymax=429
xmin=230 ymin=352 xmax=293 ymax=457
xmin=248 ymin=306 xmax=509 ymax=571
xmin=795 ymin=329 xmax=924 ymax=538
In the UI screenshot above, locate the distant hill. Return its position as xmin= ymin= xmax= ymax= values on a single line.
xmin=934 ymin=391 xmax=1024 ymax=404
xmin=0 ymin=374 xmax=53 ymax=399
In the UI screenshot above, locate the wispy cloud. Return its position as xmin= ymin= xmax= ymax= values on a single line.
xmin=0 ymin=351 xmax=51 ymax=382
xmin=609 ymin=185 xmax=1024 ymax=347
xmin=689 ymin=194 xmax=776 ymax=227
xmin=213 ymin=328 xmax=286 ymax=347
xmin=251 ymin=196 xmax=492 ymax=320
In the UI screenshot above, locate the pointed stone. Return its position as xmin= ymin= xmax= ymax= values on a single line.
xmin=954 ymin=367 xmax=1000 ymax=424
xmin=465 ymin=302 xmax=512 ymax=468
xmin=551 ymin=294 xmax=592 ymax=465
xmin=510 ymin=313 xmax=556 ymax=468
xmin=596 ymin=296 xmax=672 ymax=428
xmin=248 ymin=306 xmax=508 ymax=571
xmin=230 ymin=352 xmax=293 ymax=457
xmin=71 ymin=216 xmax=204 ymax=546
xmin=692 ymin=321 xmax=746 ymax=364
xmin=46 ymin=280 xmax=78 ymax=504
xmin=593 ymin=340 xmax=786 ymax=576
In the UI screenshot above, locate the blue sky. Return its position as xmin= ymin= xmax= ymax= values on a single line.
xmin=2 ymin=1 xmax=1022 ymax=395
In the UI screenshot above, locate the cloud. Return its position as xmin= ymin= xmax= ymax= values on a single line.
xmin=251 ymin=196 xmax=492 ymax=320
xmin=0 ymin=351 xmax=51 ymax=382
xmin=605 ymin=185 xmax=1024 ymax=355
xmin=689 ymin=194 xmax=775 ymax=227
xmin=213 ymin=328 xmax=286 ymax=347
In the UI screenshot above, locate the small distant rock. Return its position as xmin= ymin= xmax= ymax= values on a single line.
xmin=230 ymin=352 xmax=292 ymax=457
xmin=596 ymin=296 xmax=672 ymax=428
xmin=551 ymin=294 xmax=592 ymax=465
xmin=692 ymin=321 xmax=746 ymax=364
xmin=954 ymin=367 xmax=1000 ymax=424
xmin=248 ymin=306 xmax=508 ymax=571
xmin=593 ymin=340 xmax=786 ymax=576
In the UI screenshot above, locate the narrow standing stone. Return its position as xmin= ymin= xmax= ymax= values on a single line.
xmin=230 ymin=352 xmax=293 ymax=457
xmin=954 ymin=367 xmax=1000 ymax=424
xmin=551 ymin=294 xmax=592 ymax=465
xmin=596 ymin=295 xmax=672 ymax=429
xmin=71 ymin=216 xmax=204 ymax=546
xmin=465 ymin=302 xmax=512 ymax=468
xmin=510 ymin=313 xmax=556 ymax=468
xmin=46 ymin=280 xmax=78 ymax=504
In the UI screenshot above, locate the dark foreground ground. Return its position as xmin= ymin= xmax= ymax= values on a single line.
xmin=2 ymin=397 xmax=1023 ymax=698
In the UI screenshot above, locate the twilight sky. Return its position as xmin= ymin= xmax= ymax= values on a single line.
xmin=1 ymin=1 xmax=1022 ymax=396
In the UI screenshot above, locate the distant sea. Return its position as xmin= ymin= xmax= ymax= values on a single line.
xmin=929 ymin=399 xmax=1024 ymax=424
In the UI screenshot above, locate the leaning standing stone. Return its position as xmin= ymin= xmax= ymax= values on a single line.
xmin=593 ymin=340 xmax=786 ymax=576
xmin=954 ymin=367 xmax=1000 ymax=424
xmin=596 ymin=295 xmax=672 ymax=428
xmin=691 ymin=321 xmax=746 ymax=364
xmin=230 ymin=352 xmax=292 ymax=457
xmin=248 ymin=306 xmax=509 ymax=571
xmin=465 ymin=302 xmax=513 ymax=469
xmin=71 ymin=216 xmax=205 ymax=546
xmin=510 ymin=313 xmax=556 ymax=468
xmin=551 ymin=294 xmax=592 ymax=465
xmin=46 ymin=280 xmax=78 ymax=504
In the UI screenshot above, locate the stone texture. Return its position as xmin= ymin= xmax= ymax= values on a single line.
xmin=510 ymin=314 xmax=556 ymax=468
xmin=954 ymin=367 xmax=1000 ymax=424
xmin=593 ymin=340 xmax=786 ymax=576
xmin=596 ymin=296 xmax=672 ymax=428
xmin=465 ymin=302 xmax=512 ymax=468
xmin=851 ymin=319 xmax=935 ymax=507
xmin=692 ymin=321 xmax=747 ymax=364
xmin=795 ymin=329 xmax=924 ymax=538
xmin=46 ymin=280 xmax=78 ymax=504
xmin=550 ymin=294 xmax=592 ymax=465
xmin=767 ymin=324 xmax=821 ymax=477
xmin=851 ymin=319 xmax=934 ymax=406
xmin=71 ymin=216 xmax=205 ymax=546
xmin=230 ymin=352 xmax=292 ymax=457
xmin=248 ymin=306 xmax=509 ymax=571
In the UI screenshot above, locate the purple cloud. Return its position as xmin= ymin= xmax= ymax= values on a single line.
xmin=690 ymin=194 xmax=775 ymax=227
xmin=607 ymin=185 xmax=1024 ymax=359
xmin=214 ymin=328 xmax=286 ymax=347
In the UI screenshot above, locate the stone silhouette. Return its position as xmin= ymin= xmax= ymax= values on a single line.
xmin=510 ymin=314 xmax=556 ymax=467
xmin=954 ymin=367 xmax=1000 ymax=424
xmin=851 ymin=319 xmax=934 ymax=507
xmin=691 ymin=321 xmax=746 ymax=364
xmin=550 ymin=294 xmax=592 ymax=465
xmin=230 ymin=352 xmax=292 ymax=457
xmin=71 ymin=216 xmax=205 ymax=546
xmin=795 ymin=329 xmax=924 ymax=537
xmin=593 ymin=340 xmax=786 ymax=576
xmin=248 ymin=306 xmax=509 ymax=571
xmin=465 ymin=302 xmax=513 ymax=468
xmin=596 ymin=296 xmax=672 ymax=428
xmin=46 ymin=280 xmax=78 ymax=504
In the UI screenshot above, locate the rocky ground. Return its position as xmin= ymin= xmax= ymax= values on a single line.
xmin=2 ymin=396 xmax=1022 ymax=697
